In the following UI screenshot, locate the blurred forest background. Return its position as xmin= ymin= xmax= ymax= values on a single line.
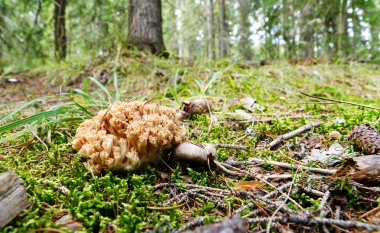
xmin=0 ymin=0 xmax=380 ymax=73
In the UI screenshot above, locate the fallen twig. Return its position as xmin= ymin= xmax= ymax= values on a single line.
xmin=269 ymin=121 xmax=323 ymax=149
xmin=227 ymin=158 xmax=336 ymax=175
xmin=266 ymin=179 xmax=294 ymax=233
xmin=215 ymin=143 xmax=249 ymax=150
xmin=247 ymin=214 xmax=380 ymax=231
xmin=235 ymin=182 xmax=293 ymax=215
xmin=350 ymin=181 xmax=380 ymax=193
xmin=176 ymin=217 xmax=207 ymax=232
xmin=154 ymin=183 xmax=231 ymax=194
xmin=299 ymin=91 xmax=380 ymax=110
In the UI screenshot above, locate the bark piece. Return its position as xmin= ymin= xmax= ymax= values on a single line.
xmin=349 ymin=124 xmax=380 ymax=154
xmin=352 ymin=155 xmax=380 ymax=184
xmin=334 ymin=155 xmax=380 ymax=185
xmin=0 ymin=170 xmax=30 ymax=228
xmin=189 ymin=216 xmax=248 ymax=233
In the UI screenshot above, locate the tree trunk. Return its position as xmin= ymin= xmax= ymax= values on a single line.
xmin=207 ymin=0 xmax=215 ymax=60
xmin=127 ymin=0 xmax=165 ymax=55
xmin=54 ymin=0 xmax=67 ymax=61
xmin=337 ymin=0 xmax=348 ymax=58
xmin=0 ymin=3 xmax=4 ymax=73
xmin=237 ymin=0 xmax=252 ymax=60
xmin=176 ymin=0 xmax=184 ymax=57
xmin=218 ymin=0 xmax=228 ymax=58
xmin=300 ymin=2 xmax=314 ymax=60
xmin=363 ymin=0 xmax=380 ymax=60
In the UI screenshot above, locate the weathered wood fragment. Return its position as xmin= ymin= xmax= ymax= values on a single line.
xmin=0 ymin=170 xmax=29 ymax=228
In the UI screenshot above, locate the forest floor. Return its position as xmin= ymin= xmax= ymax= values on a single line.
xmin=0 ymin=52 xmax=380 ymax=232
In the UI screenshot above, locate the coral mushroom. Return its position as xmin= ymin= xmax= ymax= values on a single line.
xmin=72 ymin=101 xmax=187 ymax=174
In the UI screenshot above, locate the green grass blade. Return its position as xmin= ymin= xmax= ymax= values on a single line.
xmin=0 ymin=108 xmax=67 ymax=134
xmin=87 ymin=77 xmax=114 ymax=102
xmin=0 ymin=98 xmax=44 ymax=125
xmin=113 ymin=46 xmax=121 ymax=102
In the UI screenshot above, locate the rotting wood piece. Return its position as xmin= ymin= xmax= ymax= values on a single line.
xmin=0 ymin=170 xmax=30 ymax=228
xmin=335 ymin=155 xmax=380 ymax=185
xmin=349 ymin=124 xmax=380 ymax=154
xmin=352 ymin=155 xmax=380 ymax=184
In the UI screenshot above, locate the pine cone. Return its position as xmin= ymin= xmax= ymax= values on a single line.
xmin=348 ymin=124 xmax=380 ymax=154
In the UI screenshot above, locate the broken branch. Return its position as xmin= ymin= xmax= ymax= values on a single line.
xmin=227 ymin=158 xmax=336 ymax=175
xmin=269 ymin=121 xmax=323 ymax=149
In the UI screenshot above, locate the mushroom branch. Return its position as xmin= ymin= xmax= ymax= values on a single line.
xmin=72 ymin=101 xmax=187 ymax=174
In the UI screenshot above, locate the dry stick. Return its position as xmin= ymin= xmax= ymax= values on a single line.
xmin=220 ymin=162 xmax=305 ymax=212
xmin=318 ymin=191 xmax=330 ymax=212
xmin=154 ymin=183 xmax=231 ymax=194
xmin=188 ymin=192 xmax=227 ymax=210
xmin=213 ymin=160 xmax=244 ymax=177
xmin=301 ymin=185 xmax=325 ymax=197
xmin=176 ymin=217 xmax=206 ymax=232
xmin=235 ymin=182 xmax=293 ymax=215
xmin=349 ymin=181 xmax=380 ymax=193
xmin=163 ymin=188 xmax=226 ymax=206
xmin=266 ymin=179 xmax=295 ymax=233
xmin=227 ymin=159 xmax=336 ymax=175
xmin=247 ymin=214 xmax=380 ymax=231
xmin=229 ymin=115 xmax=312 ymax=124
xmin=319 ymin=190 xmax=331 ymax=227
xmin=215 ymin=144 xmax=249 ymax=150
xmin=269 ymin=121 xmax=323 ymax=148
xmin=238 ymin=188 xmax=297 ymax=216
xmin=299 ymin=91 xmax=380 ymax=111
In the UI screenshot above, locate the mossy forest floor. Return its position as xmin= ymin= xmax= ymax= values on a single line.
xmin=1 ymin=53 xmax=380 ymax=232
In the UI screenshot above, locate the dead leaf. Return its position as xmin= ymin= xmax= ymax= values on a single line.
xmin=233 ymin=181 xmax=266 ymax=191
xmin=238 ymin=97 xmax=265 ymax=112
xmin=182 ymin=98 xmax=212 ymax=116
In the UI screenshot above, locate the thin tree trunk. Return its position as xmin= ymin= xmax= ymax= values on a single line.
xmin=337 ymin=0 xmax=348 ymax=58
xmin=218 ymin=0 xmax=228 ymax=58
xmin=176 ymin=0 xmax=184 ymax=57
xmin=207 ymin=0 xmax=215 ymax=60
xmin=54 ymin=0 xmax=67 ymax=61
xmin=364 ymin=1 xmax=380 ymax=59
xmin=237 ymin=0 xmax=252 ymax=60
xmin=0 ymin=3 xmax=4 ymax=72
xmin=351 ymin=2 xmax=361 ymax=60
xmin=281 ymin=0 xmax=290 ymax=58
xmin=127 ymin=0 xmax=165 ymax=55
xmin=300 ymin=2 xmax=314 ymax=60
